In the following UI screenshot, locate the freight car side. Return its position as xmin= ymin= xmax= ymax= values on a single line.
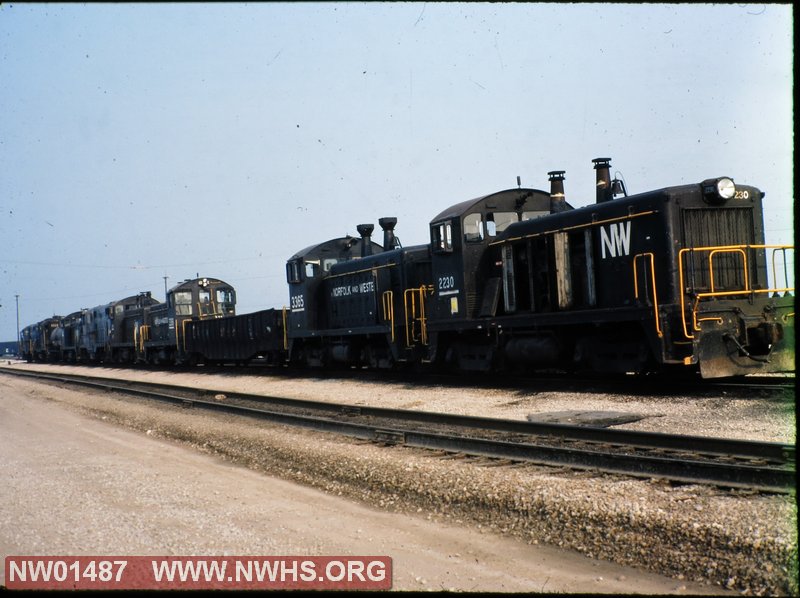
xmin=184 ymin=308 xmax=286 ymax=366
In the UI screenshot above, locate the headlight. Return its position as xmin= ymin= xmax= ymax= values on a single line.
xmin=701 ymin=177 xmax=736 ymax=204
xmin=716 ymin=177 xmax=735 ymax=199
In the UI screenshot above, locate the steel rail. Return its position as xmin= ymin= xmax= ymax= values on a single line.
xmin=1 ymin=368 xmax=794 ymax=493
xmin=2 ymin=368 xmax=794 ymax=466
xmin=5 ymin=368 xmax=790 ymax=463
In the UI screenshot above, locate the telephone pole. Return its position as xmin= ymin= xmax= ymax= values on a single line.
xmin=15 ymin=294 xmax=20 ymax=357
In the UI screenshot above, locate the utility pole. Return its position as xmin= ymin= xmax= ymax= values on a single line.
xmin=163 ymin=276 xmax=168 ymax=299
xmin=15 ymin=294 xmax=20 ymax=357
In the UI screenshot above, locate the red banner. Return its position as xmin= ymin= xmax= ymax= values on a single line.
xmin=5 ymin=556 xmax=392 ymax=590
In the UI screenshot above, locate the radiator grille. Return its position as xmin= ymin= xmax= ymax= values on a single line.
xmin=682 ymin=207 xmax=755 ymax=291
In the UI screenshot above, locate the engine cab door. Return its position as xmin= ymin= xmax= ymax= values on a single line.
xmin=430 ymin=219 xmax=465 ymax=320
xmin=501 ymin=244 xmax=516 ymax=313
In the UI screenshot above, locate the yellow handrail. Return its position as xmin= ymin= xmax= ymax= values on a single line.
xmin=403 ymin=289 xmax=417 ymax=347
xmin=708 ymin=248 xmax=748 ymax=293
xmin=678 ymin=244 xmax=794 ymax=339
xmin=632 ymin=253 xmax=663 ymax=338
xmin=181 ymin=318 xmax=191 ymax=351
xmin=136 ymin=325 xmax=150 ymax=353
xmin=382 ymin=291 xmax=395 ymax=342
xmin=772 ymin=247 xmax=793 ymax=290
xmin=196 ymin=300 xmax=223 ymax=320
xmin=282 ymin=307 xmax=288 ymax=351
xmin=403 ymin=285 xmax=433 ymax=347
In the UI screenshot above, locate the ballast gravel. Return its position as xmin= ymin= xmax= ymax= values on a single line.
xmin=2 ymin=363 xmax=795 ymax=595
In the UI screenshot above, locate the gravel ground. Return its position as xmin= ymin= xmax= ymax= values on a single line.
xmin=8 ymin=362 xmax=795 ymax=443
xmin=1 ymin=363 xmax=797 ymax=594
xmin=2 ymin=376 xmax=724 ymax=594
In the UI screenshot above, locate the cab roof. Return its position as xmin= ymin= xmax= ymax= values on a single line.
xmin=430 ymin=188 xmax=570 ymax=223
xmin=170 ymin=277 xmax=233 ymax=293
xmin=288 ymin=237 xmax=384 ymax=263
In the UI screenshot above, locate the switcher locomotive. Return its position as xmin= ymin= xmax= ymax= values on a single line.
xmin=21 ymin=277 xmax=235 ymax=366
xmin=20 ymin=158 xmax=794 ymax=379
xmin=424 ymin=159 xmax=794 ymax=379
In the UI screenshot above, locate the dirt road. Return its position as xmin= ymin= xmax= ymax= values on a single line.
xmin=0 ymin=376 xmax=724 ymax=593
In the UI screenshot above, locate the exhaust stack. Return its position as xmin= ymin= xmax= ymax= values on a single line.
xmin=356 ymin=223 xmax=375 ymax=257
xmin=378 ymin=217 xmax=398 ymax=251
xmin=548 ymin=170 xmax=567 ymax=213
xmin=593 ymin=158 xmax=613 ymax=204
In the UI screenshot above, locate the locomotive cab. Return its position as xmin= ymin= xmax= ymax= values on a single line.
xmin=137 ymin=277 xmax=236 ymax=364
xmin=168 ymin=278 xmax=236 ymax=320
xmin=286 ymin=234 xmax=384 ymax=366
xmin=429 ymin=188 xmax=561 ymax=324
xmin=425 ymin=185 xmax=572 ymax=371
xmin=106 ymin=292 xmax=160 ymax=363
xmin=19 ymin=325 xmax=35 ymax=362
xmin=41 ymin=316 xmax=63 ymax=362
xmin=22 ymin=317 xmax=63 ymax=362
xmin=58 ymin=310 xmax=84 ymax=362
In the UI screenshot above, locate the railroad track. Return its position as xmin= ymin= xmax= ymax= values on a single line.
xmin=1 ymin=367 xmax=795 ymax=494
xmin=3 ymin=359 xmax=793 ymax=397
xmin=171 ymin=364 xmax=798 ymax=397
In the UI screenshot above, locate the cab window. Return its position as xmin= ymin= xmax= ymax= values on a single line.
xmin=463 ymin=213 xmax=484 ymax=243
xmin=305 ymin=261 xmax=320 ymax=278
xmin=216 ymin=289 xmax=234 ymax=304
xmin=486 ymin=212 xmax=518 ymax=237
xmin=287 ymin=260 xmax=303 ymax=284
xmin=217 ymin=289 xmax=235 ymax=315
xmin=198 ymin=290 xmax=212 ymax=316
xmin=432 ymin=221 xmax=453 ymax=252
xmin=174 ymin=291 xmax=193 ymax=316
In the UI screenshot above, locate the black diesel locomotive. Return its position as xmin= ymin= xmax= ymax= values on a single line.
xmin=21 ymin=158 xmax=795 ymax=379
xmin=424 ymin=159 xmax=794 ymax=379
xmin=21 ymin=277 xmax=235 ymax=365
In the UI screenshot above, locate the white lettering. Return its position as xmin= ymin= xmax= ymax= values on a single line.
xmin=331 ymin=280 xmax=375 ymax=298
xmin=290 ymin=295 xmax=305 ymax=312
xmin=600 ymin=221 xmax=632 ymax=259
xmin=367 ymin=561 xmax=386 ymax=582
xmin=8 ymin=560 xmax=26 ymax=582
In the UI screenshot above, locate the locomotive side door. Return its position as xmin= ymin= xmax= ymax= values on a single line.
xmin=429 ymin=219 xmax=465 ymax=320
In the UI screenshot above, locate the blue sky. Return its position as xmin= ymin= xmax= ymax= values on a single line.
xmin=0 ymin=3 xmax=794 ymax=341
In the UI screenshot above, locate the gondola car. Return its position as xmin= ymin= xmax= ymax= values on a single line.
xmin=184 ymin=308 xmax=285 ymax=366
